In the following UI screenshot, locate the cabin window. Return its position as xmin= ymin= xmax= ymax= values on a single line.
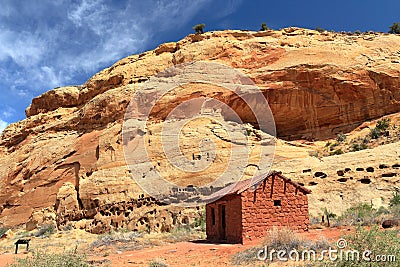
xmin=274 ymin=200 xmax=281 ymax=206
xmin=211 ymin=207 xmax=216 ymax=225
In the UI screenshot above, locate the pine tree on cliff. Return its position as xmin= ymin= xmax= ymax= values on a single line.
xmin=260 ymin=22 xmax=270 ymax=31
xmin=389 ymin=22 xmax=400 ymax=34
xmin=193 ymin=23 xmax=205 ymax=34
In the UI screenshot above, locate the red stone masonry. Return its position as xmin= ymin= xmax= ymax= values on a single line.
xmin=206 ymin=171 xmax=311 ymax=244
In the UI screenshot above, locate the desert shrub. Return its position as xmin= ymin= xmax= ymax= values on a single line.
xmin=376 ymin=118 xmax=390 ymax=131
xmin=354 ymin=30 xmax=361 ymax=35
xmin=389 ymin=191 xmax=400 ymax=207
xmin=231 ymin=227 xmax=329 ymax=265
xmin=149 ymin=259 xmax=168 ymax=267
xmin=336 ymin=133 xmax=346 ymax=142
xmin=7 ymin=249 xmax=88 ymax=267
xmin=389 ymin=22 xmax=400 ymax=34
xmin=352 ymin=143 xmax=361 ymax=151
xmin=263 ymin=227 xmax=306 ymax=251
xmin=192 ymin=23 xmax=205 ymax=34
xmin=375 ymin=206 xmax=390 ymax=216
xmin=231 ymin=247 xmax=261 ymax=265
xmin=166 ymin=225 xmax=197 ymax=242
xmin=309 ymin=216 xmax=321 ymax=225
xmin=360 ymin=143 xmax=368 ymax=150
xmin=34 ymin=224 xmax=55 ymax=237
xmin=370 ymin=118 xmax=391 ymax=139
xmin=370 ymin=127 xmax=381 ymax=139
xmin=388 ymin=191 xmax=400 ymax=216
xmin=352 ymin=142 xmax=368 ymax=152
xmin=308 ymin=150 xmax=319 ymax=157
xmin=337 ymin=203 xmax=379 ymax=226
xmin=62 ymin=223 xmax=73 ymax=232
xmin=315 ymin=26 xmax=326 ymax=33
xmin=317 ymin=226 xmax=400 ymax=266
xmin=325 ymin=141 xmax=331 ymax=147
xmin=193 ymin=209 xmax=206 ymax=232
xmin=260 ymin=22 xmax=270 ymax=31
xmin=0 ymin=227 xmax=9 ymax=237
xmin=91 ymin=231 xmax=140 ymax=248
xmin=330 ymin=149 xmax=343 ymax=156
xmin=362 ymin=137 xmax=369 ymax=144
xmin=329 ymin=142 xmax=338 ymax=151
xmin=307 ymin=236 xmax=331 ymax=251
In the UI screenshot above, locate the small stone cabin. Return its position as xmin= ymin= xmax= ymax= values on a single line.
xmin=206 ymin=171 xmax=311 ymax=243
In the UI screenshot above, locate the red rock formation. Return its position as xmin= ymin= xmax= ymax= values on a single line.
xmin=0 ymin=28 xmax=399 ymax=231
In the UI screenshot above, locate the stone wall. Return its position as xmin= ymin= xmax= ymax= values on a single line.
xmin=206 ymin=194 xmax=242 ymax=243
xmin=241 ymin=174 xmax=309 ymax=242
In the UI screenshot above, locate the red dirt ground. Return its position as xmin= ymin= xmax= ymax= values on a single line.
xmin=0 ymin=227 xmax=358 ymax=267
xmin=91 ymin=227 xmax=346 ymax=267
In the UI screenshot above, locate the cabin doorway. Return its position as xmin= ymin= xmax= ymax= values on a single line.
xmin=218 ymin=204 xmax=226 ymax=240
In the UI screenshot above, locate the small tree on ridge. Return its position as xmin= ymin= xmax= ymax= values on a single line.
xmin=389 ymin=22 xmax=400 ymax=34
xmin=260 ymin=22 xmax=270 ymax=31
xmin=193 ymin=23 xmax=205 ymax=34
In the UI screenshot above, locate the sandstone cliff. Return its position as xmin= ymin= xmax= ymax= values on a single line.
xmin=1 ymin=28 xmax=400 ymax=232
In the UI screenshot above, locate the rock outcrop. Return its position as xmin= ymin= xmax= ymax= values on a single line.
xmin=1 ymin=28 xmax=400 ymax=232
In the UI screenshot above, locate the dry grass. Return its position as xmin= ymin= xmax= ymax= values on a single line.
xmin=0 ymin=227 xmax=98 ymax=261
xmin=149 ymin=258 xmax=168 ymax=267
xmin=231 ymin=227 xmax=329 ymax=266
xmin=5 ymin=248 xmax=90 ymax=267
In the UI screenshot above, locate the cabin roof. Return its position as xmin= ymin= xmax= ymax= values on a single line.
xmin=205 ymin=171 xmax=311 ymax=203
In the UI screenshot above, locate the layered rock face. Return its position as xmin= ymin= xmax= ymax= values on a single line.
xmin=1 ymin=28 xmax=400 ymax=232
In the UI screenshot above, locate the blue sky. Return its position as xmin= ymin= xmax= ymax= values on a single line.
xmin=1 ymin=0 xmax=399 ymax=133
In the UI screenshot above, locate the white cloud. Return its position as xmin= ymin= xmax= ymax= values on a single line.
xmin=0 ymin=0 xmax=218 ymax=89
xmin=0 ymin=30 xmax=46 ymax=67
xmin=0 ymin=119 xmax=8 ymax=134
xmin=2 ymin=106 xmax=15 ymax=119
xmin=0 ymin=0 xmax=242 ymax=122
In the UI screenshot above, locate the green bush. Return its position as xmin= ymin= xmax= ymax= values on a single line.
xmin=231 ymin=247 xmax=261 ymax=265
xmin=260 ymin=22 xmax=270 ymax=31
xmin=231 ymin=227 xmax=329 ymax=265
xmin=34 ymin=224 xmax=55 ymax=237
xmin=325 ymin=141 xmax=331 ymax=147
xmin=389 ymin=22 xmax=400 ymax=34
xmin=149 ymin=259 xmax=168 ymax=267
xmin=370 ymin=118 xmax=391 ymax=139
xmin=317 ymin=226 xmax=400 ymax=267
xmin=263 ymin=227 xmax=305 ymax=251
xmin=370 ymin=127 xmax=381 ymax=139
xmin=193 ymin=209 xmax=206 ymax=232
xmin=329 ymin=142 xmax=338 ymax=151
xmin=192 ymin=23 xmax=205 ymax=34
xmin=336 ymin=133 xmax=346 ymax=142
xmin=7 ymin=249 xmax=88 ymax=267
xmin=315 ymin=26 xmax=326 ymax=33
xmin=352 ymin=143 xmax=361 ymax=151
xmin=91 ymin=230 xmax=140 ymax=248
xmin=376 ymin=118 xmax=390 ymax=131
xmin=330 ymin=149 xmax=343 ymax=156
xmin=389 ymin=191 xmax=400 ymax=208
xmin=337 ymin=203 xmax=377 ymax=226
xmin=352 ymin=142 xmax=368 ymax=152
xmin=0 ymin=227 xmax=8 ymax=238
